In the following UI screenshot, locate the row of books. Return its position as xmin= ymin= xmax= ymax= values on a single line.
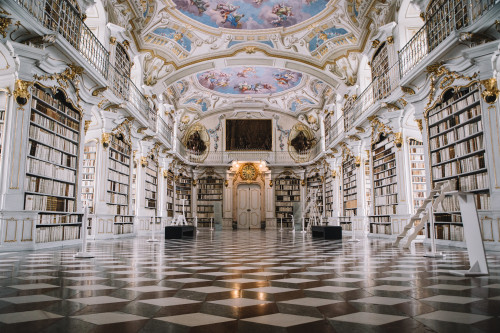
xmin=109 ymin=150 xmax=130 ymax=165
xmin=275 ymin=185 xmax=300 ymax=191
xmin=108 ymin=181 xmax=128 ymax=194
xmin=374 ymin=184 xmax=398 ymax=196
xmin=276 ymin=201 xmax=296 ymax=207
xmin=374 ymin=175 xmax=397 ymax=187
xmin=370 ymin=216 xmax=391 ymax=223
xmin=110 ymin=136 xmax=131 ymax=155
xmin=109 ymin=159 xmax=130 ymax=174
xmin=36 ymin=225 xmax=80 ymax=243
xmin=427 ymin=88 xmax=479 ymax=125
xmin=198 ymin=189 xmax=222 ymax=195
xmin=145 ymin=189 xmax=157 ymax=199
xmin=197 ymin=206 xmax=215 ymax=213
xmin=373 ymin=161 xmax=396 ymax=174
xmin=456 ymin=120 xmax=482 ymax=139
xmin=31 ymin=99 xmax=79 ymax=130
xmin=106 ymin=193 xmax=128 ymax=205
xmin=275 ymin=179 xmax=300 ymax=185
xmin=30 ymin=111 xmax=79 ymax=141
xmin=429 ymin=131 xmax=456 ymax=150
xmin=373 ymin=153 xmax=395 ymax=168
xmin=459 ymin=172 xmax=489 ymax=191
xmin=344 ymin=188 xmax=356 ymax=196
xmin=432 ymin=224 xmax=464 ymax=241
xmin=456 ymin=135 xmax=483 ymax=157
xmin=28 ymin=141 xmax=77 ymax=169
xmin=29 ymin=126 xmax=78 ymax=155
xmin=25 ymin=194 xmax=75 ymax=211
xmin=343 ymin=209 xmax=356 ymax=217
xmin=115 ymin=224 xmax=134 ymax=234
xmin=145 ymin=182 xmax=157 ymax=191
xmin=108 ymin=170 xmax=129 ymax=184
xmin=197 ymin=200 xmax=220 ymax=206
xmin=111 ymin=205 xmax=129 ymax=215
xmin=27 ymin=157 xmax=76 ymax=183
xmin=370 ymin=223 xmax=392 ymax=234
xmin=197 ymin=195 xmax=222 ymax=201
xmin=83 ymin=159 xmax=96 ymax=167
xmin=32 ymin=86 xmax=80 ymax=121
xmin=428 ymin=104 xmax=481 ymax=136
xmin=459 ymin=154 xmax=486 ymax=173
xmin=374 ymin=168 xmax=396 ymax=180
xmin=374 ymin=204 xmax=397 ymax=215
xmin=145 ymin=173 xmax=157 ymax=184
xmin=25 ymin=176 xmax=75 ymax=197
xmin=35 ymin=214 xmax=79 ymax=224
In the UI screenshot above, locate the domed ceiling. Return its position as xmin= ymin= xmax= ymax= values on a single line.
xmin=172 ymin=0 xmax=330 ymax=30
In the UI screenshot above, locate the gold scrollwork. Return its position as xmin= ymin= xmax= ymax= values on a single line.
xmin=394 ymin=132 xmax=403 ymax=149
xmin=401 ymin=86 xmax=415 ymax=95
xmin=0 ymin=16 xmax=12 ymax=38
xmin=84 ymin=120 xmax=91 ymax=134
xmin=480 ymin=78 xmax=499 ymax=104
xmin=140 ymin=156 xmax=148 ymax=167
xmin=372 ymin=39 xmax=380 ymax=48
xmin=13 ymin=79 xmax=33 ymax=106
xmin=355 ymin=156 xmax=361 ymax=167
xmin=415 ymin=119 xmax=423 ymax=132
xmin=386 ymin=36 xmax=394 ymax=44
xmin=269 ymin=180 xmax=273 ymax=187
xmin=92 ymin=86 xmax=108 ymax=97
xmin=101 ymin=133 xmax=110 ymax=148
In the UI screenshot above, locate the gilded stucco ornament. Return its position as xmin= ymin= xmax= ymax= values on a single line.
xmin=401 ymin=86 xmax=415 ymax=95
xmin=92 ymin=86 xmax=108 ymax=97
xmin=372 ymin=39 xmax=380 ymax=48
xmin=387 ymin=36 xmax=394 ymax=44
xmin=425 ymin=64 xmax=478 ymax=111
xmin=14 ymin=80 xmax=33 ymax=106
xmin=480 ymin=78 xmax=499 ymax=104
xmin=416 ymin=119 xmax=423 ymax=132
xmin=84 ymin=120 xmax=91 ymax=134
xmin=0 ymin=16 xmax=12 ymax=38
xmin=394 ymin=132 xmax=403 ymax=149
xmin=140 ymin=157 xmax=148 ymax=167
xmin=101 ymin=133 xmax=110 ymax=148
xmin=355 ymin=156 xmax=361 ymax=167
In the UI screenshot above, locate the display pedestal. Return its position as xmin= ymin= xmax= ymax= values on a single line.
xmin=311 ymin=226 xmax=342 ymax=240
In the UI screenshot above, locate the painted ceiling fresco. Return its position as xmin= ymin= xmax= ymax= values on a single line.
xmin=197 ymin=67 xmax=302 ymax=94
xmin=308 ymin=27 xmax=349 ymax=52
xmin=172 ymin=0 xmax=330 ymax=30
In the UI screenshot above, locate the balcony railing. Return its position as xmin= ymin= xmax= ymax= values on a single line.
xmin=326 ymin=116 xmax=345 ymax=148
xmin=399 ymin=0 xmax=496 ymax=77
xmin=177 ymin=139 xmax=322 ymax=165
xmin=13 ymin=0 xmax=156 ymax=129
xmin=343 ymin=62 xmax=400 ymax=133
xmin=158 ymin=117 xmax=173 ymax=146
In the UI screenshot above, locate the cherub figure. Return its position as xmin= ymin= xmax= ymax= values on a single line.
xmin=271 ymin=3 xmax=293 ymax=27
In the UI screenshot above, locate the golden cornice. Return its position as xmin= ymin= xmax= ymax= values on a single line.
xmin=92 ymin=86 xmax=108 ymax=97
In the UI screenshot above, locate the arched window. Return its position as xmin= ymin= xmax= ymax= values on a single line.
xmin=371 ymin=42 xmax=390 ymax=101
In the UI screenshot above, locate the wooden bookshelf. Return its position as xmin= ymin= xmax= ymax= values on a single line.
xmin=324 ymin=175 xmax=333 ymax=219
xmin=427 ymin=83 xmax=490 ymax=241
xmin=175 ymin=175 xmax=192 ymax=219
xmin=306 ymin=174 xmax=323 ymax=224
xmin=275 ymin=176 xmax=300 ymax=227
xmin=145 ymin=155 xmax=158 ymax=210
xmin=409 ymin=139 xmax=426 ymax=213
xmin=165 ymin=169 xmax=174 ymax=217
xmin=82 ymin=143 xmax=96 ymax=214
xmin=26 ymin=85 xmax=81 ymax=243
xmin=369 ymin=133 xmax=397 ymax=235
xmin=197 ymin=176 xmax=223 ymax=227
xmin=342 ymin=156 xmax=357 ymax=218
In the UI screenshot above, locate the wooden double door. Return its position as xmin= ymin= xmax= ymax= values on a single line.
xmin=237 ymin=184 xmax=261 ymax=229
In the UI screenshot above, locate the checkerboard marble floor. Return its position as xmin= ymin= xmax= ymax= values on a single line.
xmin=1 ymin=230 xmax=500 ymax=332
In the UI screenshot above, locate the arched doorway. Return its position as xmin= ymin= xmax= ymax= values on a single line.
xmin=237 ymin=184 xmax=261 ymax=229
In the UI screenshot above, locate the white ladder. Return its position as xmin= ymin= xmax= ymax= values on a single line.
xmin=302 ymin=188 xmax=321 ymax=232
xmin=394 ymin=179 xmax=456 ymax=248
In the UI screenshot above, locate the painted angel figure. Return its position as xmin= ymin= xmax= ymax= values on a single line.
xmin=190 ymin=0 xmax=209 ymax=14
xmin=271 ymin=3 xmax=293 ymax=27
xmin=216 ymin=3 xmax=245 ymax=27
